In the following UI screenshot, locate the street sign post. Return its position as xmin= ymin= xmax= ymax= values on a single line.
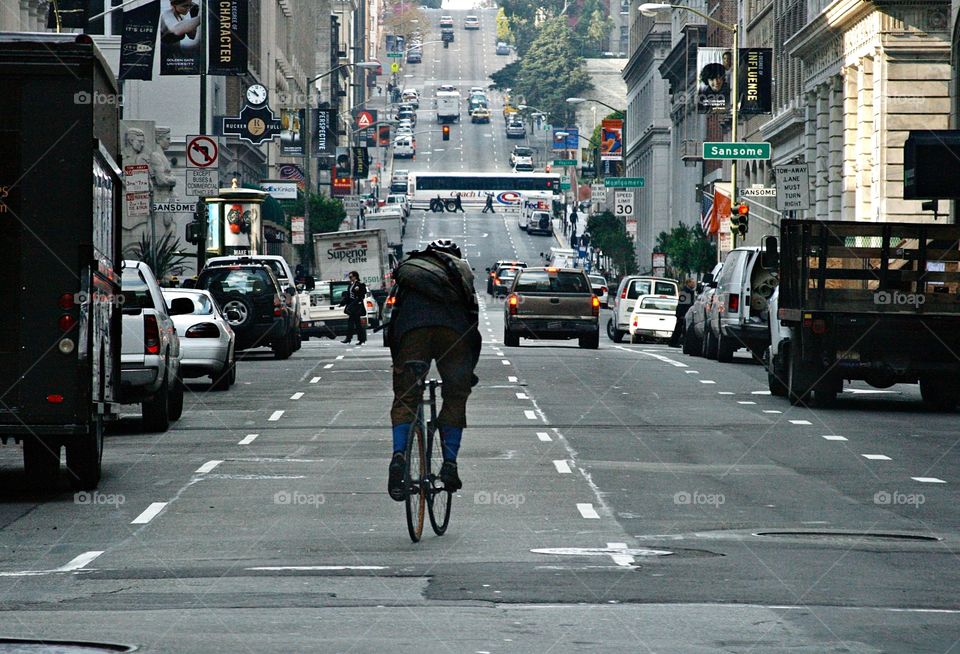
xmin=702 ymin=142 xmax=772 ymax=160
xmin=342 ymin=195 xmax=361 ymax=215
xmin=591 ymin=183 xmax=607 ymax=204
xmin=614 ymin=191 xmax=633 ymax=217
xmin=604 ymin=177 xmax=644 ymax=188
xmin=553 ymin=159 xmax=577 ymax=167
xmin=387 ymin=52 xmax=403 ymax=58
xmin=773 ymin=164 xmax=810 ymax=211
xmin=185 ymin=169 xmax=220 ymax=197
xmin=740 ymin=186 xmax=776 ymax=197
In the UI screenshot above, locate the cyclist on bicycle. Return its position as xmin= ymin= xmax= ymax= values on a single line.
xmin=386 ymin=239 xmax=481 ymax=500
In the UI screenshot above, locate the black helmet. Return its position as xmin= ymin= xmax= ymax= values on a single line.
xmin=427 ymin=238 xmax=462 ymax=258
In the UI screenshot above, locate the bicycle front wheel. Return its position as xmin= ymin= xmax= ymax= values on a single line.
xmin=427 ymin=429 xmax=453 ymax=535
xmin=404 ymin=421 xmax=426 ymax=543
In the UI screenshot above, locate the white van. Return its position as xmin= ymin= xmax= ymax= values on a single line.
xmin=393 ymin=135 xmax=415 ymax=159
xmin=607 ymin=276 xmax=679 ymax=342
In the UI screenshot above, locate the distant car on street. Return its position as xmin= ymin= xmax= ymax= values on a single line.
xmin=496 ymin=42 xmax=511 ymax=55
xmin=464 ymin=15 xmax=480 ymax=29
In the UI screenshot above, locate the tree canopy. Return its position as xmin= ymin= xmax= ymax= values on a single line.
xmin=654 ymin=223 xmax=716 ymax=279
xmin=587 ymin=210 xmax=638 ymax=276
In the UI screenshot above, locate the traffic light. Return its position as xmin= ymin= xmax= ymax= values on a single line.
xmin=736 ymin=203 xmax=749 ymax=237
xmin=442 ymin=125 xmax=450 ymax=141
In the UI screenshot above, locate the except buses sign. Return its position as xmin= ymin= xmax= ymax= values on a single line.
xmin=702 ymin=142 xmax=772 ymax=160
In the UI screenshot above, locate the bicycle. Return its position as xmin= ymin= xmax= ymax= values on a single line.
xmin=401 ymin=360 xmax=453 ymax=542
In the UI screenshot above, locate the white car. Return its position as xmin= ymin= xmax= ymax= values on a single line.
xmin=400 ymin=89 xmax=420 ymax=108
xmin=510 ymin=146 xmax=534 ymax=167
xmin=464 ymin=15 xmax=480 ymax=29
xmin=393 ymin=135 xmax=415 ymax=158
xmin=469 ymin=86 xmax=485 ymax=95
xmin=386 ymin=193 xmax=411 ymax=219
xmin=588 ymin=274 xmax=609 ymax=307
xmin=161 ymin=289 xmax=236 ymax=390
xmin=629 ymin=295 xmax=678 ymax=344
xmin=608 ymin=276 xmax=680 ymax=342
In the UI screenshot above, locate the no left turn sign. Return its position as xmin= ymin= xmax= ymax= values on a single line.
xmin=186 ymin=135 xmax=219 ymax=169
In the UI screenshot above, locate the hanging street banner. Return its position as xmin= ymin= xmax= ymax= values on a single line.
xmin=279 ymin=108 xmax=305 ymax=156
xmin=696 ymin=47 xmax=732 ymax=113
xmin=354 ymin=109 xmax=379 ymax=147
xmin=278 ymin=163 xmax=306 ymax=190
xmin=552 ymin=128 xmax=579 ymax=150
xmin=600 ymin=119 xmax=624 ymax=161
xmin=738 ymin=48 xmax=773 ymax=114
xmin=207 ymin=0 xmax=248 ymax=76
xmin=315 ymin=108 xmax=334 ymax=156
xmin=159 ymin=0 xmax=204 ymax=76
xmin=118 ymin=0 xmax=162 ymax=81
xmin=222 ymin=104 xmax=283 ymax=145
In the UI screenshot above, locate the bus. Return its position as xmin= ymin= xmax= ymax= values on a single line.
xmin=408 ymin=172 xmax=563 ymax=212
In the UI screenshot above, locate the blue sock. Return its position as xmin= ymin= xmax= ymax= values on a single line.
xmin=440 ymin=426 xmax=463 ymax=462
xmin=392 ymin=423 xmax=412 ymax=454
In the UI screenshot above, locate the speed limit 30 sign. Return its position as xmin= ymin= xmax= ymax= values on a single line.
xmin=614 ymin=191 xmax=634 ymax=217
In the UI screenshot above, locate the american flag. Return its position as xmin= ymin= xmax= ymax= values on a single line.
xmin=700 ymin=191 xmax=717 ymax=235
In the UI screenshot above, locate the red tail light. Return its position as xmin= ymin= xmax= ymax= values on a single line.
xmin=58 ymin=293 xmax=76 ymax=310
xmin=620 ymin=286 xmax=627 ymax=299
xmin=591 ymin=295 xmax=601 ymax=317
xmin=185 ymin=323 xmax=220 ymax=338
xmin=728 ymin=294 xmax=740 ymax=313
xmin=632 ymin=316 xmax=638 ymax=326
xmin=58 ymin=314 xmax=77 ymax=332
xmin=811 ymin=319 xmax=828 ymax=335
xmin=387 ymin=295 xmax=397 ymax=307
xmin=46 ymin=394 xmax=64 ymax=404
xmin=508 ymin=294 xmax=519 ymax=315
xmin=274 ymin=295 xmax=282 ymax=317
xmin=144 ymin=314 xmax=160 ymax=354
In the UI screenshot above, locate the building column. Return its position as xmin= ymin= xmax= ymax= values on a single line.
xmin=828 ymin=75 xmax=844 ymax=219
xmin=856 ymin=55 xmax=874 ymax=222
xmin=815 ymin=83 xmax=830 ymax=217
xmin=842 ymin=67 xmax=859 ymax=221
xmin=803 ymin=90 xmax=817 ymax=221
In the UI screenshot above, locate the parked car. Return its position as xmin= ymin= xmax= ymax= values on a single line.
xmin=510 ymin=146 xmax=534 ymax=167
xmin=588 ymin=274 xmax=609 ymax=306
xmin=496 ymin=42 xmax=511 ymax=55
xmin=120 ymin=260 xmax=186 ymax=431
xmin=196 ymin=262 xmax=297 ymax=359
xmin=506 ymin=120 xmax=526 ymax=139
xmin=683 ymin=263 xmax=722 ymax=356
xmin=607 ymin=276 xmax=679 ymax=342
xmin=406 ymin=49 xmax=422 ymax=64
xmin=629 ymin=295 xmax=678 ymax=343
xmin=703 ymin=246 xmax=776 ymax=362
xmin=393 ymin=135 xmax=415 ymax=158
xmin=161 ymin=288 xmax=236 ymax=390
xmin=504 ymin=267 xmax=601 ymax=349
xmin=486 ymin=259 xmax=527 ymax=294
xmin=400 ymin=89 xmax=420 ymax=108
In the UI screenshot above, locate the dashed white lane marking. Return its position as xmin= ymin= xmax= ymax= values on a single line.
xmin=862 ymin=454 xmax=891 ymax=460
xmin=537 ymin=432 xmax=552 ymax=442
xmin=59 ymin=551 xmax=104 ymax=572
xmin=502 ymin=360 xmax=510 ymax=365
xmin=912 ymin=477 xmax=946 ymax=483
xmin=323 ymin=363 xmax=334 ymax=369
xmin=131 ymin=502 xmax=167 ymax=525
xmin=699 ymin=380 xmax=716 ymax=384
xmin=577 ymin=503 xmax=600 ymax=519
xmin=752 ymin=390 xmax=772 ymax=395
xmin=718 ymin=391 xmax=735 ymax=395
xmin=238 ymin=434 xmax=259 ymax=445
xmin=822 ymin=435 xmax=848 ymax=441
xmin=336 ymin=355 xmax=344 ymax=360
xmin=524 ymin=410 xmax=537 ymax=420
xmin=290 ymin=392 xmax=304 ymax=400
xmin=789 ymin=419 xmax=812 ymax=425
xmin=737 ymin=401 xmax=756 ymax=405
xmin=508 ymin=376 xmax=518 ymax=383
xmin=268 ymin=410 xmax=285 ymax=421
xmin=248 ymin=565 xmax=388 ymax=571
xmin=310 ymin=377 xmax=321 ymax=384
xmin=553 ymin=460 xmax=572 ymax=473
xmin=195 ymin=460 xmax=222 ymax=474
xmin=684 ymin=370 xmax=699 ymax=374
xmin=516 ymin=392 xmax=529 ymax=399
xmin=763 ymin=410 xmax=782 ymax=414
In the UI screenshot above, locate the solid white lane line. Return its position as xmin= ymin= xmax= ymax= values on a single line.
xmin=516 ymin=392 xmax=528 ymax=399
xmin=737 ymin=401 xmax=757 ymax=405
xmin=862 ymin=454 xmax=891 ymax=460
xmin=912 ymin=477 xmax=946 ymax=483
xmin=323 ymin=363 xmax=334 ymax=369
xmin=248 ymin=565 xmax=388 ymax=571
xmin=763 ymin=410 xmax=782 ymax=414
xmin=699 ymin=380 xmax=716 ymax=384
xmin=502 ymin=360 xmax=510 ymax=365
xmin=508 ymin=376 xmax=518 ymax=382
xmin=718 ymin=391 xmax=735 ymax=395
xmin=269 ymin=410 xmax=285 ymax=421
xmin=238 ymin=434 xmax=259 ymax=445
xmin=752 ymin=390 xmax=772 ymax=395
xmin=195 ymin=460 xmax=222 ymax=474
xmin=57 ymin=551 xmax=104 ymax=572
xmin=822 ymin=435 xmax=847 ymax=441
xmin=290 ymin=392 xmax=304 ymax=400
xmin=684 ymin=370 xmax=699 ymax=374
xmin=131 ymin=502 xmax=167 ymax=525
xmin=553 ymin=460 xmax=572 ymax=474
xmin=524 ymin=410 xmax=537 ymax=420
xmin=789 ymin=419 xmax=811 ymax=425
xmin=537 ymin=432 xmax=552 ymax=442
xmin=310 ymin=377 xmax=321 ymax=384
xmin=577 ymin=503 xmax=600 ymax=519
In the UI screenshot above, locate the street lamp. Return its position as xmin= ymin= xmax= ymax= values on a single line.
xmin=638 ymin=2 xmax=740 ymax=246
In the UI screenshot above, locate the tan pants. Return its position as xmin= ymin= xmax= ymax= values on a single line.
xmin=391 ymin=327 xmax=474 ymax=427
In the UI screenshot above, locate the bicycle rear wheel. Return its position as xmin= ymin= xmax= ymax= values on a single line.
xmin=427 ymin=429 xmax=453 ymax=535
xmin=404 ymin=420 xmax=426 ymax=543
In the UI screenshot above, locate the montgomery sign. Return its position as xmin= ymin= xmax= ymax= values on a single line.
xmin=702 ymin=142 xmax=772 ymax=160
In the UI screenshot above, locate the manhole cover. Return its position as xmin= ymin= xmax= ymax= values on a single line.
xmin=0 ymin=639 xmax=135 ymax=653
xmin=755 ymin=531 xmax=940 ymax=543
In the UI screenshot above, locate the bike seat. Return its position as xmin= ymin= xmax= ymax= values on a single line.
xmin=403 ymin=360 xmax=430 ymax=377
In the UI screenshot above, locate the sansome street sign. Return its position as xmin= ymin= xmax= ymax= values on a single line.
xmin=702 ymin=142 xmax=771 ymax=160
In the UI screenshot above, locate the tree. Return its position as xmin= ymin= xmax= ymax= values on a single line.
xmin=496 ymin=7 xmax=512 ymax=43
xmin=382 ymin=1 xmax=425 ymax=37
xmin=586 ymin=9 xmax=614 ymax=54
xmin=587 ymin=210 xmax=638 ymax=276
xmin=124 ymin=231 xmax=189 ymax=282
xmin=285 ymin=191 xmax=347 ymax=236
xmin=654 ymin=223 xmax=716 ymax=279
xmin=512 ymin=18 xmax=593 ymax=120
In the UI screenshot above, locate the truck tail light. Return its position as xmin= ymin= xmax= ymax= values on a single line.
xmin=592 ymin=295 xmax=601 ymax=317
xmin=185 ymin=323 xmax=220 ymax=338
xmin=632 ymin=316 xmax=638 ymax=327
xmin=144 ymin=314 xmax=160 ymax=354
xmin=386 ymin=295 xmax=397 ymax=307
xmin=58 ymin=314 xmax=77 ymax=332
xmin=811 ymin=319 xmax=828 ymax=335
xmin=728 ymin=294 xmax=740 ymax=313
xmin=508 ymin=294 xmax=519 ymax=315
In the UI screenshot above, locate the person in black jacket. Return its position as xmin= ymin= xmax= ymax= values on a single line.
xmin=670 ymin=278 xmax=697 ymax=347
xmin=386 ymin=239 xmax=481 ymax=499
xmin=339 ymin=271 xmax=367 ymax=345
xmin=453 ymin=192 xmax=465 ymax=213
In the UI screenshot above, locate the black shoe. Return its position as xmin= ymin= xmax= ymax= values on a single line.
xmin=341 ymin=339 xmax=351 ymax=344
xmin=439 ymin=461 xmax=462 ymax=491
xmin=388 ymin=452 xmax=406 ymax=501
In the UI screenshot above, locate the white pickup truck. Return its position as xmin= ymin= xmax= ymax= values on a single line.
xmin=120 ymin=260 xmax=187 ymax=432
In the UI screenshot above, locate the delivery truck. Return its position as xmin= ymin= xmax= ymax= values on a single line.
xmin=365 ymin=208 xmax=405 ymax=257
xmin=313 ymin=228 xmax=395 ymax=302
xmin=0 ymin=33 xmax=123 ymax=490
xmin=436 ymin=90 xmax=461 ymax=123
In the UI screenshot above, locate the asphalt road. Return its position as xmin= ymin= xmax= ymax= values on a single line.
xmin=0 ymin=8 xmax=958 ymax=654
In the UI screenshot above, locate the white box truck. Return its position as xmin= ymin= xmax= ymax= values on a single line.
xmin=520 ymin=192 xmax=555 ymax=235
xmin=313 ymin=228 xmax=394 ymax=296
xmin=437 ymin=90 xmax=461 ymax=123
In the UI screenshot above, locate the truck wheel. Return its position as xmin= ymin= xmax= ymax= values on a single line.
xmin=579 ymin=332 xmax=600 ymax=349
xmin=23 ymin=437 xmax=60 ymax=489
xmin=703 ymin=328 xmax=718 ymax=360
xmin=766 ymin=347 xmax=788 ymax=397
xmin=787 ymin=347 xmax=814 ymax=407
xmin=717 ymin=332 xmax=736 ymax=362
xmin=273 ymin=334 xmax=293 ymax=360
xmin=683 ymin=325 xmax=700 ymax=356
xmin=142 ymin=375 xmax=170 ymax=432
xmin=168 ymin=375 xmax=185 ymax=421
xmin=920 ymin=377 xmax=960 ymax=411
xmin=606 ymin=318 xmax=623 ymax=343
xmin=293 ymin=329 xmax=303 ymax=351
xmin=65 ymin=416 xmax=103 ymax=491
xmin=504 ymin=330 xmax=520 ymax=347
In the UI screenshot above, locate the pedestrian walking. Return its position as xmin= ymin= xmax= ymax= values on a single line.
xmin=454 ymin=192 xmax=465 ymax=213
xmin=569 ymin=207 xmax=579 ymax=233
xmin=670 ymin=278 xmax=697 ymax=348
xmin=580 ymin=231 xmax=591 ymax=250
xmin=377 ymin=85 xmax=382 ymax=96
xmin=482 ymin=192 xmax=495 ymax=213
xmin=339 ymin=271 xmax=368 ymax=345
xmin=570 ymin=229 xmax=579 ymax=250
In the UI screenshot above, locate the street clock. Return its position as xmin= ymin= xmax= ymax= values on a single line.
xmin=246 ymin=84 xmax=268 ymax=106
